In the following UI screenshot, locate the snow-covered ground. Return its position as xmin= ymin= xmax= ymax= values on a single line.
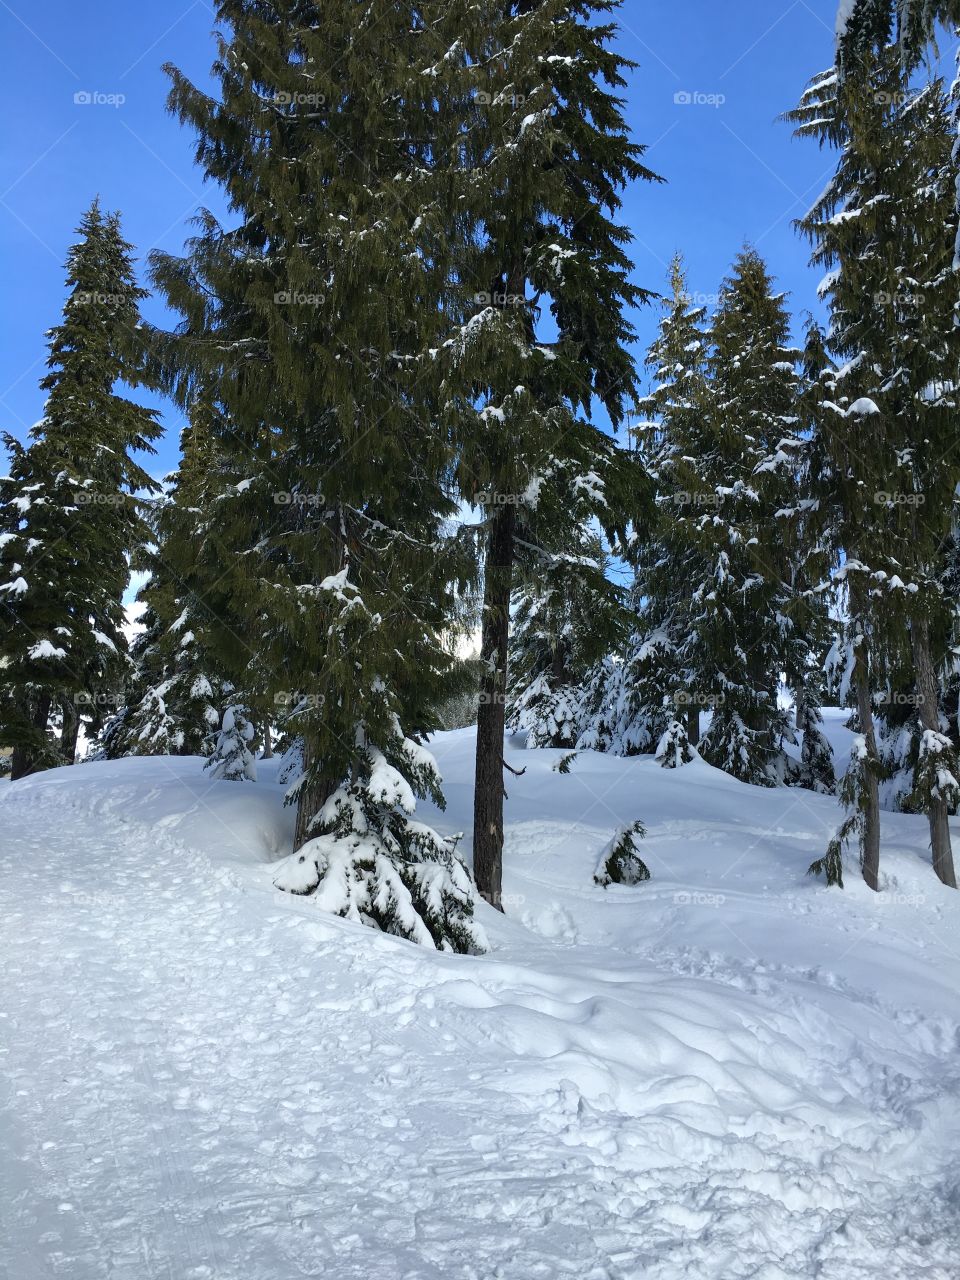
xmin=3 ymin=727 xmax=960 ymax=1278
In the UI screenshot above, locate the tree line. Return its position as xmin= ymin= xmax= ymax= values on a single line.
xmin=2 ymin=0 xmax=959 ymax=955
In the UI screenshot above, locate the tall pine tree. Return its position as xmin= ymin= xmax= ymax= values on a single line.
xmin=443 ymin=0 xmax=658 ymax=906
xmin=791 ymin=56 xmax=960 ymax=889
xmin=144 ymin=0 xmax=485 ymax=950
xmin=0 ymin=201 xmax=161 ymax=777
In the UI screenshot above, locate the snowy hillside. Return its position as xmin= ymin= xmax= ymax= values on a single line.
xmin=3 ymin=730 xmax=960 ymax=1279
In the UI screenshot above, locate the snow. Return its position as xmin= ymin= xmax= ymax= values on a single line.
xmin=847 ymin=396 xmax=881 ymax=416
xmin=3 ymin=728 xmax=960 ymax=1277
xmin=26 ymin=639 xmax=67 ymax=659
xmin=835 ymin=0 xmax=859 ymax=43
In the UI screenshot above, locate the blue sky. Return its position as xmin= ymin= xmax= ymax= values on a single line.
xmin=1 ymin=0 xmax=856 ymax=478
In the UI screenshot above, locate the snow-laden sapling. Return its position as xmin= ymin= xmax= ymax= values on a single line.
xmin=656 ymin=719 xmax=697 ymax=769
xmin=205 ymin=705 xmax=257 ymax=782
xmin=594 ymin=821 xmax=650 ymax=887
xmin=273 ymin=727 xmax=487 ymax=954
xmin=809 ymin=738 xmax=872 ymax=888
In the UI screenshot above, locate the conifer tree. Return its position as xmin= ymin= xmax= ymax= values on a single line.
xmin=206 ymin=704 xmax=257 ymax=781
xmin=507 ymin=524 xmax=627 ymax=749
xmin=444 ymin=0 xmax=658 ymax=906
xmin=790 ymin=58 xmax=960 ymax=888
xmin=837 ymin=1 xmax=960 ymax=63
xmin=617 ymin=256 xmax=712 ymax=757
xmin=0 ymin=201 xmax=161 ymax=778
xmin=102 ymin=390 xmax=238 ymax=759
xmin=690 ymin=250 xmax=805 ymax=786
xmin=144 ymin=0 xmax=485 ymax=949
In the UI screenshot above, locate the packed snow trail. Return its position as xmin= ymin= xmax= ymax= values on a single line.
xmin=2 ymin=749 xmax=960 ymax=1279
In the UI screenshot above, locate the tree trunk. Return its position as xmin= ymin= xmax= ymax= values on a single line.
xmin=293 ymin=507 xmax=344 ymax=852
xmin=851 ymin=627 xmax=881 ymax=892
xmin=473 ymin=500 xmax=515 ymax=910
xmin=60 ymin=699 xmax=80 ymax=765
xmin=10 ymin=693 xmax=53 ymax=781
xmin=686 ymin=706 xmax=700 ymax=747
xmin=262 ymin=723 xmax=274 ymax=760
xmin=293 ymin=735 xmax=338 ymax=852
xmin=945 ymin=682 xmax=960 ymax=751
xmin=911 ymin=617 xmax=957 ymax=888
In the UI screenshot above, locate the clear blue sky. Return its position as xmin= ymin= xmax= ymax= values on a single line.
xmin=1 ymin=0 xmax=862 ymax=478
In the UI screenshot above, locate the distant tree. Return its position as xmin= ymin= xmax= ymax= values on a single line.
xmin=0 ymin=201 xmax=160 ymax=778
xmin=790 ymin=57 xmax=960 ymax=888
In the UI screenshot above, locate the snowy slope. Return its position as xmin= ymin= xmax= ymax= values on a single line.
xmin=2 ymin=733 xmax=960 ymax=1279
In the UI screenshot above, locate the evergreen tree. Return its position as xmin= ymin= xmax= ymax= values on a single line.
xmin=837 ymin=1 xmax=960 ymax=63
xmin=593 ymin=820 xmax=649 ymax=886
xmin=102 ymin=390 xmax=238 ymax=759
xmin=206 ymin=703 xmax=257 ymax=781
xmin=616 ymin=256 xmax=713 ymax=757
xmin=0 ymin=201 xmax=161 ymax=778
xmin=443 ymin=0 xmax=659 ymax=906
xmin=507 ymin=524 xmax=627 ymax=749
xmin=691 ymin=250 xmax=805 ymax=786
xmin=790 ymin=57 xmax=960 ymax=888
xmin=144 ymin=0 xmax=484 ymax=949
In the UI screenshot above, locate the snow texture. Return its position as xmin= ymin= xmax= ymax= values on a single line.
xmin=2 ymin=721 xmax=960 ymax=1278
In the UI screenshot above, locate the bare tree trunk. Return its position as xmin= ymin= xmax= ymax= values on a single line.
xmin=293 ymin=506 xmax=344 ymax=853
xmin=293 ymin=735 xmax=338 ymax=852
xmin=261 ymin=723 xmax=274 ymax=760
xmin=473 ymin=500 xmax=515 ymax=910
xmin=10 ymin=693 xmax=53 ymax=781
xmin=60 ymin=699 xmax=80 ymax=765
xmin=945 ymin=682 xmax=960 ymax=751
xmin=686 ymin=707 xmax=700 ymax=747
xmin=911 ymin=618 xmax=957 ymax=888
xmin=851 ymin=615 xmax=881 ymax=891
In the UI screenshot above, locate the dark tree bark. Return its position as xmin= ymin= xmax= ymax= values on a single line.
xmin=261 ymin=723 xmax=274 ymax=759
xmin=686 ymin=707 xmax=700 ymax=747
xmin=10 ymin=693 xmax=53 ymax=781
xmin=60 ymin=699 xmax=80 ymax=765
xmin=850 ymin=618 xmax=881 ymax=891
xmin=473 ymin=500 xmax=515 ymax=910
xmin=293 ymin=735 xmax=338 ymax=852
xmin=293 ymin=509 xmax=345 ymax=852
xmin=911 ymin=618 xmax=958 ymax=888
